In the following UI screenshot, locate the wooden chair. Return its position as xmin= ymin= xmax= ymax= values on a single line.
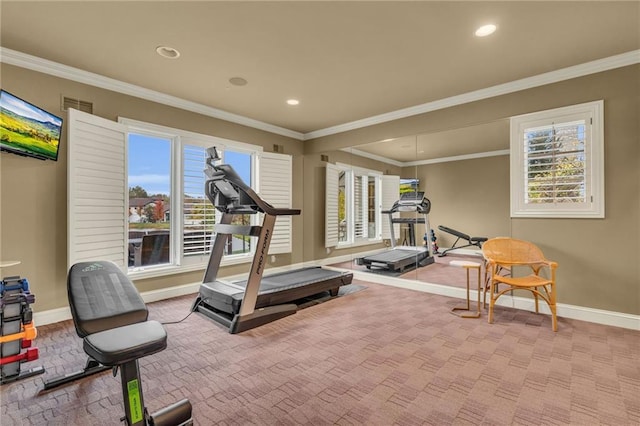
xmin=482 ymin=237 xmax=558 ymax=331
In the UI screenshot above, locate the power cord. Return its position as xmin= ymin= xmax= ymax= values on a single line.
xmin=160 ymin=298 xmax=208 ymax=325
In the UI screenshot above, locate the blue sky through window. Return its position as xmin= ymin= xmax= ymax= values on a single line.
xmin=128 ymin=133 xmax=171 ymax=196
xmin=128 ymin=134 xmax=252 ymax=196
xmin=224 ymin=150 xmax=251 ymax=185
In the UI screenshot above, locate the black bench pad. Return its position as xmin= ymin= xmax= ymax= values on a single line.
xmin=68 ymin=261 xmax=148 ymax=337
xmin=83 ymin=320 xmax=167 ymax=366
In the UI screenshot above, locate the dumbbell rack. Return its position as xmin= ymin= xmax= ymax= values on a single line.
xmin=1 ymin=275 xmax=45 ymax=384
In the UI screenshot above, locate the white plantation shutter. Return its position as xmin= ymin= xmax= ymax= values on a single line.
xmin=381 ymin=175 xmax=400 ymax=240
xmin=183 ymin=144 xmax=216 ymax=257
xmin=259 ymin=152 xmax=293 ymax=254
xmin=325 ymin=163 xmax=340 ymax=248
xmin=67 ymin=108 xmax=128 ymax=269
xmin=511 ymin=100 xmax=604 ymax=218
xmin=523 ymin=121 xmax=587 ymax=204
xmin=353 ymin=175 xmax=367 ymax=240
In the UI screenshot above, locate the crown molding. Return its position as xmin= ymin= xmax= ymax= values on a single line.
xmin=341 ymin=147 xmax=405 ymax=167
xmin=347 ymin=147 xmax=509 ymax=168
xmin=304 ymin=50 xmax=640 ymax=140
xmin=3 ymin=47 xmax=638 ymax=143
xmin=404 ymin=149 xmax=510 ymax=167
xmin=0 ymin=47 xmax=305 ymax=140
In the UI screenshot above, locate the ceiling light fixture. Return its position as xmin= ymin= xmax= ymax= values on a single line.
xmin=286 ymin=99 xmax=300 ymax=106
xmin=475 ymin=24 xmax=497 ymax=37
xmin=156 ymin=46 xmax=180 ymax=59
xmin=229 ymin=77 xmax=248 ymax=86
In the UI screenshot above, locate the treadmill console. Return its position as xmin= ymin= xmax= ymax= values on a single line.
xmin=394 ymin=191 xmax=430 ymax=213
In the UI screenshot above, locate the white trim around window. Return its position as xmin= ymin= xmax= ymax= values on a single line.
xmin=510 ymin=100 xmax=604 ymax=218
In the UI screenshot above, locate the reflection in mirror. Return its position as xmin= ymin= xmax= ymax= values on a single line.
xmin=333 ymin=119 xmax=509 ymax=289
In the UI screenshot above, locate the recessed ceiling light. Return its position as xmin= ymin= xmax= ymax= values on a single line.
xmin=156 ymin=46 xmax=180 ymax=59
xmin=286 ymin=99 xmax=300 ymax=106
xmin=229 ymin=77 xmax=248 ymax=86
xmin=475 ymin=24 xmax=497 ymax=37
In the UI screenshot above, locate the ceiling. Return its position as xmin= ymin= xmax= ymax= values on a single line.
xmin=1 ymin=1 xmax=638 ymax=159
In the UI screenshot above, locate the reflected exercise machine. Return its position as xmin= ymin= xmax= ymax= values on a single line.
xmin=192 ymin=147 xmax=353 ymax=334
xmin=356 ymin=192 xmax=434 ymax=272
xmin=437 ymin=225 xmax=488 ymax=257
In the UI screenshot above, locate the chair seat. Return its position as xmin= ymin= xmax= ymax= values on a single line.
xmin=83 ymin=320 xmax=167 ymax=367
xmin=493 ymin=274 xmax=551 ymax=288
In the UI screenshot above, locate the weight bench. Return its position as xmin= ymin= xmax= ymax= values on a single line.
xmin=437 ymin=225 xmax=488 ymax=257
xmin=49 ymin=261 xmax=192 ymax=425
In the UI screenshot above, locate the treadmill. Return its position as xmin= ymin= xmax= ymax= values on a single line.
xmin=356 ymin=191 xmax=434 ymax=272
xmin=192 ymin=147 xmax=353 ymax=334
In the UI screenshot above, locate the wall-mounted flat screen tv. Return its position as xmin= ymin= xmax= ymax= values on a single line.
xmin=0 ymin=89 xmax=63 ymax=161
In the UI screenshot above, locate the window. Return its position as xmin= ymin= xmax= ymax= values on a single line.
xmin=124 ymin=124 xmax=260 ymax=273
xmin=128 ymin=133 xmax=172 ymax=268
xmin=510 ymin=100 xmax=604 ymax=218
xmin=219 ymin=149 xmax=254 ymax=257
xmin=67 ymin=109 xmax=293 ymax=277
xmin=325 ymin=163 xmax=388 ymax=248
xmin=182 ymin=144 xmax=216 ymax=260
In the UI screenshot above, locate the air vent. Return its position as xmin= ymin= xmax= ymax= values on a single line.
xmin=321 ymin=154 xmax=329 ymax=162
xmin=273 ymin=144 xmax=284 ymax=153
xmin=61 ymin=96 xmax=93 ymax=113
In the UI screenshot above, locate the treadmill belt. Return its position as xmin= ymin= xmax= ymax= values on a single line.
xmin=232 ymin=267 xmax=344 ymax=293
xmin=364 ymin=249 xmax=424 ymax=262
xmin=197 ymin=267 xmax=353 ymax=315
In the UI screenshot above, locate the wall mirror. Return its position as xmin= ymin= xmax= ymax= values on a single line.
xmin=323 ymin=118 xmax=511 ymax=289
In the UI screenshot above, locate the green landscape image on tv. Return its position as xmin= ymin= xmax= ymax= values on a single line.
xmin=0 ymin=90 xmax=63 ymax=161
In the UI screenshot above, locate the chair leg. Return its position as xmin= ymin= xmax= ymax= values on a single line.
xmin=550 ymin=303 xmax=558 ymax=332
xmin=550 ymin=283 xmax=558 ymax=332
xmin=487 ymin=281 xmax=496 ymax=324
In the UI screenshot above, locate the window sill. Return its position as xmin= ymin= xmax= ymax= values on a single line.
xmin=128 ymin=254 xmax=253 ymax=280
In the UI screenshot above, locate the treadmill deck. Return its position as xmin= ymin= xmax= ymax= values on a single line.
xmin=197 ymin=267 xmax=353 ymax=316
xmin=358 ymin=248 xmax=432 ymax=272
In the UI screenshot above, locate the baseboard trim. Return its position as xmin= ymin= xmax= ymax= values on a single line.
xmin=350 ymin=270 xmax=640 ymax=330
xmin=34 ymin=262 xmax=639 ymax=331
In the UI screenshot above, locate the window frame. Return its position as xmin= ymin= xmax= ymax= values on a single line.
xmin=333 ymin=162 xmax=383 ymax=248
xmin=119 ymin=117 xmax=263 ymax=278
xmin=509 ymin=100 xmax=604 ymax=218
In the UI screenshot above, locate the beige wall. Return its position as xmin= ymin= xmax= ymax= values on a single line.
xmin=307 ymin=65 xmax=640 ymax=315
xmin=0 ymin=64 xmax=304 ymax=311
xmin=2 ymin=63 xmax=638 ymax=317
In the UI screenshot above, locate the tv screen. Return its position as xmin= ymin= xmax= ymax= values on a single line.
xmin=0 ymin=89 xmax=63 ymax=161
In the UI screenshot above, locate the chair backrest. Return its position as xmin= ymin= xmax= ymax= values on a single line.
xmin=482 ymin=237 xmax=546 ymax=265
xmin=68 ymin=261 xmax=148 ymax=337
xmin=140 ymin=233 xmax=170 ymax=266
